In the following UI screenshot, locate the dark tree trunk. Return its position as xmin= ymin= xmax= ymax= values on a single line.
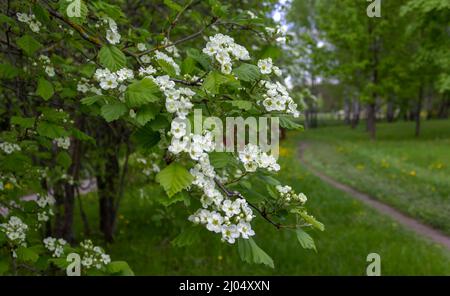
xmin=97 ymin=148 xmax=120 ymax=243
xmin=344 ymin=98 xmax=351 ymax=125
xmin=438 ymin=94 xmax=449 ymax=119
xmin=366 ymin=103 xmax=376 ymax=140
xmin=386 ymin=100 xmax=395 ymax=122
xmin=351 ymin=99 xmax=360 ymax=129
xmin=415 ymin=85 xmax=424 ymax=137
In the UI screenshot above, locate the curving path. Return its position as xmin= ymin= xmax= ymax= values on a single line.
xmin=298 ymin=142 xmax=450 ymax=251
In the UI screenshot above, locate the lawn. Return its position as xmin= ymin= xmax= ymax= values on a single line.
xmin=300 ymin=119 xmax=450 ymax=235
xmin=73 ymin=125 xmax=450 ymax=275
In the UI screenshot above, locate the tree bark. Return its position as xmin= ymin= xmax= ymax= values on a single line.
xmin=97 ymin=147 xmax=120 ymax=243
xmin=415 ymin=85 xmax=424 ymax=137
xmin=386 ymin=100 xmax=395 ymax=122
xmin=366 ymin=103 xmax=376 ymax=140
xmin=351 ymin=99 xmax=360 ymax=129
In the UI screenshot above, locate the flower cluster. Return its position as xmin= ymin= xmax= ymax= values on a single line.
xmin=104 ymin=18 xmax=121 ymax=45
xmin=77 ymin=77 xmax=102 ymax=95
xmin=0 ymin=142 xmax=21 ymax=154
xmin=203 ymin=33 xmax=250 ymax=74
xmin=162 ymin=38 xmax=180 ymax=58
xmin=94 ymin=68 xmax=134 ymax=91
xmin=265 ymin=25 xmax=288 ymax=45
xmin=260 ymin=80 xmax=300 ymax=117
xmin=276 ymin=185 xmax=308 ymax=204
xmin=154 ymin=50 xmax=181 ymax=76
xmin=43 ymin=237 xmax=67 ymax=258
xmin=39 ymin=55 xmax=55 ymax=77
xmin=17 ymin=13 xmax=41 ymax=33
xmin=257 ymin=58 xmax=282 ymax=76
xmin=153 ymin=76 xmax=194 ymax=118
xmin=188 ymin=200 xmax=255 ymax=244
xmin=238 ymin=143 xmax=280 ymax=172
xmin=55 ymin=137 xmax=70 ymax=150
xmin=35 ymin=193 xmax=55 ymax=223
xmin=136 ymin=154 xmax=161 ymax=177
xmin=0 ymin=216 xmax=28 ymax=247
xmin=79 ymin=240 xmax=111 ymax=270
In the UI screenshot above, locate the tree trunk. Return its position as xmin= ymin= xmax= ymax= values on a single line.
xmin=366 ymin=103 xmax=376 ymax=140
xmin=386 ymin=100 xmax=395 ymax=122
xmin=415 ymin=85 xmax=423 ymax=137
xmin=351 ymin=99 xmax=360 ymax=129
xmin=438 ymin=94 xmax=449 ymax=119
xmin=344 ymin=98 xmax=351 ymax=125
xmin=97 ymin=149 xmax=120 ymax=243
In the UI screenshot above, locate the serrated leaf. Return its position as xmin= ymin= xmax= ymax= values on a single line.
xmin=98 ymin=46 xmax=126 ymax=71
xmin=237 ymin=238 xmax=274 ymax=268
xmin=209 ymin=152 xmax=237 ymax=169
xmin=136 ymin=104 xmax=160 ymax=126
xmin=107 ymin=261 xmax=134 ymax=276
xmin=37 ymin=122 xmax=68 ymax=138
xmin=279 ymin=116 xmax=303 ymax=130
xmin=133 ymin=124 xmax=160 ymax=149
xmin=100 ymin=103 xmax=127 ymax=122
xmin=16 ymin=247 xmax=39 ymax=263
xmin=296 ymin=228 xmax=317 ymax=252
xmin=233 ymin=63 xmax=260 ymax=82
xmin=36 ymin=78 xmax=54 ymax=101
xmin=0 ymin=63 xmax=19 ymax=79
xmin=203 ymin=71 xmax=229 ymax=94
xmin=229 ymin=100 xmax=253 ymax=110
xmin=11 ymin=116 xmax=35 ymax=128
xmin=171 ymin=226 xmax=201 ymax=247
xmin=125 ymin=78 xmax=161 ymax=107
xmin=156 ymin=59 xmax=176 ymax=76
xmin=186 ymin=48 xmax=210 ymax=70
xmin=156 ymin=162 xmax=193 ymax=197
xmin=17 ymin=35 xmax=42 ymax=56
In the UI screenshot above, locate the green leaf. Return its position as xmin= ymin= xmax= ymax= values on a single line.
xmin=0 ymin=63 xmax=19 ymax=79
xmin=81 ymin=95 xmax=103 ymax=106
xmin=203 ymin=71 xmax=229 ymax=94
xmin=100 ymin=103 xmax=127 ymax=122
xmin=37 ymin=122 xmax=68 ymax=138
xmin=48 ymin=258 xmax=70 ymax=269
xmin=136 ymin=104 xmax=160 ymax=126
xmin=237 ymin=238 xmax=274 ymax=268
xmin=125 ymin=78 xmax=161 ymax=107
xmin=209 ymin=152 xmax=237 ymax=169
xmin=133 ymin=124 xmax=161 ymax=149
xmin=233 ymin=63 xmax=260 ymax=82
xmin=171 ymin=226 xmax=201 ymax=248
xmin=296 ymin=228 xmax=317 ymax=252
xmin=156 ymin=59 xmax=176 ymax=77
xmin=17 ymin=35 xmax=42 ymax=56
xmin=164 ymin=0 xmax=183 ymax=11
xmin=156 ymin=162 xmax=194 ymax=197
xmin=98 ymin=46 xmax=127 ymax=71
xmin=229 ymin=100 xmax=253 ymax=111
xmin=36 ymin=78 xmax=54 ymax=101
xmin=107 ymin=261 xmax=134 ymax=276
xmin=279 ymin=116 xmax=304 ymax=130
xmin=11 ymin=116 xmax=35 ymax=129
xmin=56 ymin=151 xmax=72 ymax=169
xmin=187 ymin=48 xmax=210 ymax=70
xmin=296 ymin=210 xmax=325 ymax=231
xmin=0 ymin=260 xmax=9 ymax=275
xmin=16 ymin=247 xmax=39 ymax=263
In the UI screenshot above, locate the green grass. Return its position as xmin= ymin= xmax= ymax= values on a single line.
xmin=74 ymin=126 xmax=450 ymax=275
xmin=300 ymin=119 xmax=450 ymax=235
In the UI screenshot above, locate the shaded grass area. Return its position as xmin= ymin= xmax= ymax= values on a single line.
xmin=74 ymin=129 xmax=450 ymax=275
xmin=300 ymin=120 xmax=450 ymax=235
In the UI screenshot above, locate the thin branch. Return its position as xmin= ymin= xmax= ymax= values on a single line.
xmin=140 ymin=16 xmax=219 ymax=56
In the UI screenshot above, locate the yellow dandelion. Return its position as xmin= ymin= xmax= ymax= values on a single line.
xmin=4 ymin=183 xmax=13 ymax=190
xmin=409 ymin=170 xmax=416 ymax=177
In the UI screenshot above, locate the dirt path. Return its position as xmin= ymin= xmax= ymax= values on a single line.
xmin=298 ymin=142 xmax=450 ymax=251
